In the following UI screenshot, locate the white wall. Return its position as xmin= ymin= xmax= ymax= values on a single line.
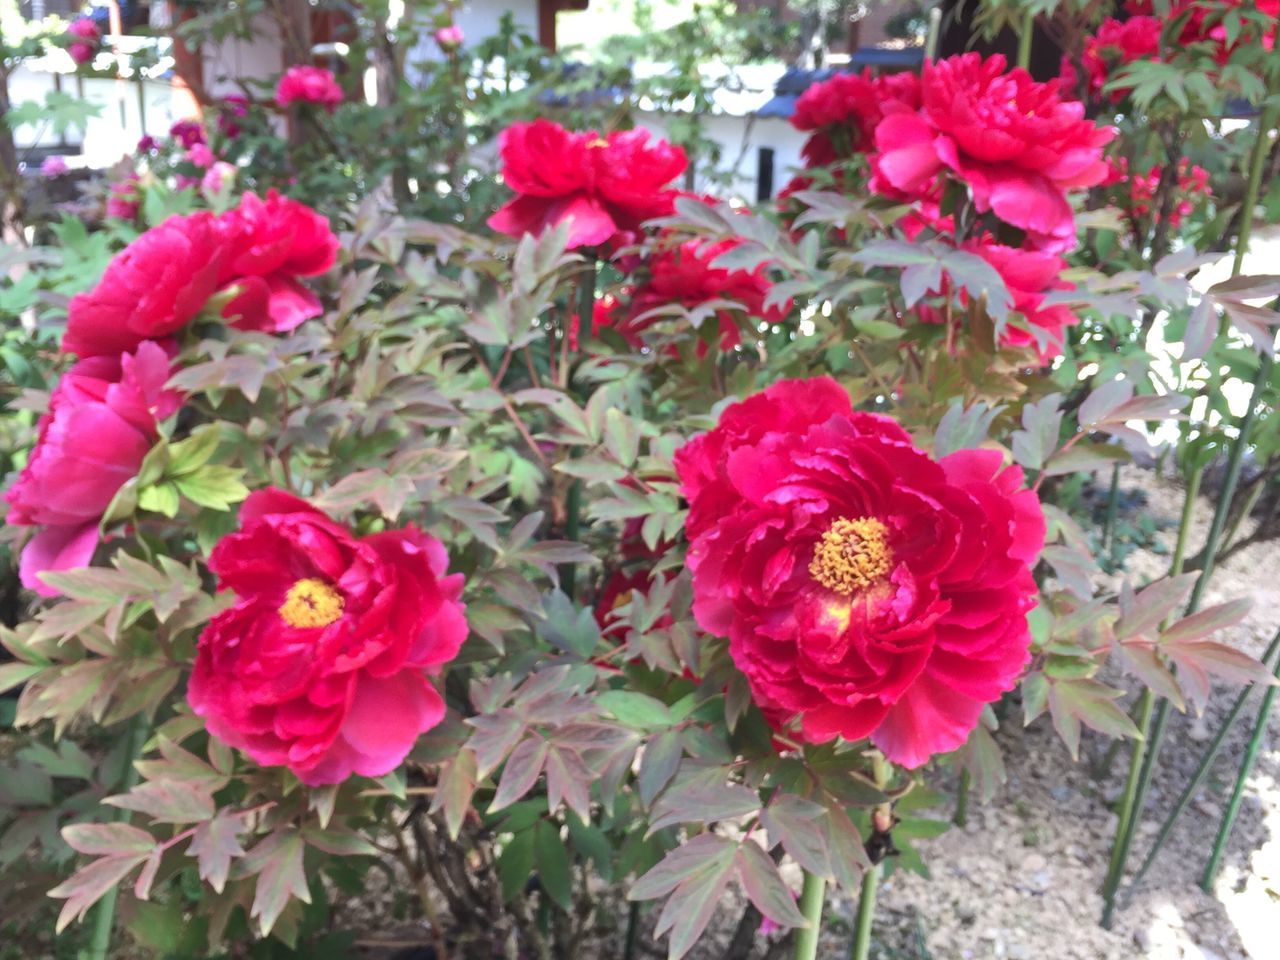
xmin=637 ymin=111 xmax=806 ymax=204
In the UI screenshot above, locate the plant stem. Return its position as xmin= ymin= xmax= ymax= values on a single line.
xmin=1231 ymin=103 xmax=1278 ymax=275
xmin=1103 ymin=463 xmax=1122 ymax=563
xmin=87 ymin=714 xmax=149 ymax=960
xmin=1016 ymin=12 xmax=1034 ymax=70
xmin=953 ymin=768 xmax=970 ymax=827
xmin=1201 ymin=641 xmax=1280 ymax=889
xmin=794 ymin=870 xmax=826 ymax=960
xmin=1126 ymin=629 xmax=1280 ymax=899
xmin=1103 ymin=352 xmax=1272 ymax=925
xmin=623 ymin=901 xmax=640 ymax=960
xmin=1100 ymin=687 xmax=1153 ymax=928
xmin=850 ymin=863 xmax=882 ymax=960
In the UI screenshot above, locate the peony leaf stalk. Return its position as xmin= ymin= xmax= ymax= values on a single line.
xmin=850 ymin=863 xmax=882 ymax=960
xmin=1124 ymin=629 xmax=1280 ymax=900
xmin=1201 ymin=649 xmax=1280 ymax=889
xmin=1100 ymin=87 xmax=1278 ymax=919
xmin=86 ymin=714 xmax=149 ymax=960
xmin=1016 ymin=12 xmax=1034 ymax=70
xmin=794 ymin=870 xmax=826 ymax=960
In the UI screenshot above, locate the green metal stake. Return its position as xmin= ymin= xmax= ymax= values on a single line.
xmin=1201 ymin=644 xmax=1280 ymax=889
xmin=795 ymin=870 xmax=827 ymax=960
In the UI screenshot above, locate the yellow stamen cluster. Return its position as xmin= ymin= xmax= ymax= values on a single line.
xmin=809 ymin=516 xmax=892 ymax=596
xmin=279 ymin=578 xmax=345 ymax=629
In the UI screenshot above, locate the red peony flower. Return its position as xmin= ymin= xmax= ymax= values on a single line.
xmin=5 ymin=341 xmax=180 ymax=596
xmin=218 ymin=94 xmax=250 ymax=138
xmin=105 ymin=174 xmax=140 ymax=222
xmin=792 ymin=69 xmax=920 ymax=167
xmin=967 ymin=239 xmax=1079 ymax=360
xmin=626 ymin=238 xmax=788 ymax=352
xmin=63 ymin=212 xmax=225 ymax=358
xmin=487 ymin=119 xmax=687 ymax=249
xmin=218 ymin=190 xmax=339 ymax=332
xmin=872 ymin=53 xmax=1115 ymax=251
xmin=1115 ymin=158 xmax=1210 ymax=228
xmin=66 ymin=17 xmax=100 ymax=66
xmin=1071 ymin=16 xmax=1162 ymax=101
xmin=275 ymin=65 xmax=344 ymax=111
xmin=674 ymin=377 xmax=1044 ymax=768
xmin=169 ymin=118 xmax=206 ymax=149
xmin=188 ymin=489 xmax=467 ymax=785
xmin=1127 ymin=0 xmax=1277 ymax=62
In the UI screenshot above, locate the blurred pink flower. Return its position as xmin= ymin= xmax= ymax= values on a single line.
xmin=169 ymin=118 xmax=206 ymax=148
xmin=41 ymin=156 xmax=68 ymax=177
xmin=187 ymin=143 xmax=216 ymax=169
xmin=275 ymin=65 xmax=343 ymax=111
xmin=201 ymin=161 xmax=237 ymax=198
xmin=106 ymin=177 xmax=140 ymax=221
xmin=435 ymin=24 xmax=464 ymax=49
xmin=66 ymin=18 xmax=100 ymax=66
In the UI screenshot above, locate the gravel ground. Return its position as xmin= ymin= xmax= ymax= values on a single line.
xmin=849 ymin=466 xmax=1280 ymax=960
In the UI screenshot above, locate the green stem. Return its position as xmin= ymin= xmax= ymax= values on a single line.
xmin=87 ymin=715 xmax=149 ymax=960
xmin=1102 ymin=463 xmax=1122 ymax=563
xmin=623 ymin=896 xmax=640 ymax=960
xmin=794 ymin=870 xmax=826 ymax=960
xmin=1201 ymin=641 xmax=1280 ymax=889
xmin=1100 ymin=688 xmax=1153 ymax=928
xmin=850 ymin=864 xmax=881 ymax=960
xmin=1127 ymin=629 xmax=1280 ymax=899
xmin=953 ymin=768 xmax=970 ymax=827
xmin=1103 ymin=353 xmax=1272 ymax=925
xmin=1232 ymin=103 xmax=1279 ymax=275
xmin=1016 ymin=13 xmax=1034 ymax=70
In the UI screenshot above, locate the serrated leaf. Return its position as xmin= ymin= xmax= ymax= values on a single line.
xmin=597 ymin=690 xmax=673 ymax=730
xmin=1114 ymin=575 xmax=1198 ymax=640
xmin=249 ymin=830 xmax=310 ymax=936
xmin=638 ymin=729 xmax=683 ymax=808
xmin=188 ymin=811 xmax=246 ymax=894
xmin=761 ymin=795 xmax=831 ymax=879
xmin=104 ymin=779 xmax=215 ymax=824
xmin=62 ymin=822 xmax=156 ymax=857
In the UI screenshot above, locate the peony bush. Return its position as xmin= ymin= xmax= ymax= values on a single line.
xmin=2 ymin=4 xmax=1279 ymax=958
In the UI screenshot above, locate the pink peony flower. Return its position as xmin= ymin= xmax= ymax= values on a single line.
xmin=200 ymin=161 xmax=237 ymax=198
xmin=41 ymin=156 xmax=68 ymax=177
xmin=487 ymin=119 xmax=687 ymax=249
xmin=188 ymin=489 xmax=467 ymax=785
xmin=872 ymin=53 xmax=1115 ymax=251
xmin=275 ymin=65 xmax=344 ymax=111
xmin=4 ymin=342 xmax=181 ymax=596
xmin=63 ymin=212 xmax=224 ymax=358
xmin=105 ymin=176 xmax=140 ymax=222
xmin=217 ymin=190 xmax=339 ymax=332
xmin=186 ymin=142 xmax=216 ymax=169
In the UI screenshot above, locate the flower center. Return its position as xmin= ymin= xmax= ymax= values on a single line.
xmin=809 ymin=517 xmax=892 ymax=596
xmin=279 ymin=578 xmax=344 ymax=629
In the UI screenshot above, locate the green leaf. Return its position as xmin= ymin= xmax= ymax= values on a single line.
xmin=249 ymin=830 xmax=311 ymax=936
xmin=172 ymin=465 xmax=249 ymax=511
xmin=533 ymin=820 xmax=573 ymax=911
xmin=760 ymin=795 xmax=831 ymax=880
xmin=638 ymin=729 xmax=683 ymax=808
xmin=735 ymin=840 xmax=807 ymax=928
xmin=430 ymin=748 xmax=478 ymax=841
xmin=1010 ymin=394 xmax=1064 ymax=470
xmin=188 ymin=811 xmax=246 ymax=894
xmin=498 ymin=827 xmax=535 ymax=901
xmin=490 ymin=737 xmax=548 ymax=812
xmin=137 ymin=481 xmax=181 ymax=518
xmin=597 ymin=690 xmax=674 ymax=730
